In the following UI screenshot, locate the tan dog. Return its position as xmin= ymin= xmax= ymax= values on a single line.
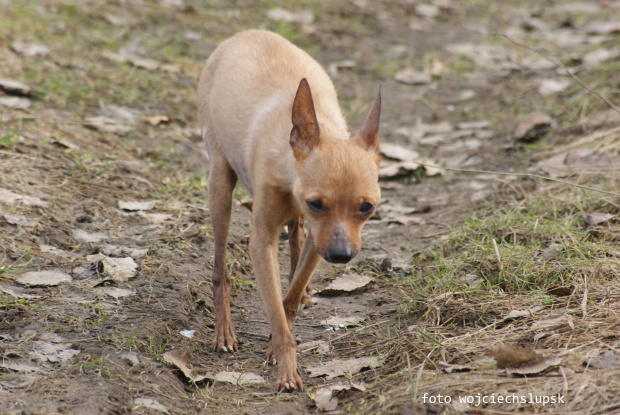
xmin=197 ymin=30 xmax=381 ymax=391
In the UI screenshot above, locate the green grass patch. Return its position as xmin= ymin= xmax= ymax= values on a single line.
xmin=408 ymin=187 xmax=619 ymax=309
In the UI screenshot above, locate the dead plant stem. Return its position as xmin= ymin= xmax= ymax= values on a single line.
xmin=501 ymin=34 xmax=620 ymax=114
xmin=413 ymin=160 xmax=620 ymax=197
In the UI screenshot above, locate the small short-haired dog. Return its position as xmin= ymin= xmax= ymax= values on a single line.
xmin=198 ymin=30 xmax=381 ymax=391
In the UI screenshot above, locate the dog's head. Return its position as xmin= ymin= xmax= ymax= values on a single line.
xmin=290 ymin=78 xmax=381 ymax=264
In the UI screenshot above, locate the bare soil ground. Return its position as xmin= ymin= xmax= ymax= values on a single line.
xmin=1 ymin=1 xmax=620 ymax=414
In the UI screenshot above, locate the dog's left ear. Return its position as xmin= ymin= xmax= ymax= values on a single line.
xmin=290 ymin=78 xmax=320 ymax=160
xmin=353 ymin=88 xmax=381 ymax=163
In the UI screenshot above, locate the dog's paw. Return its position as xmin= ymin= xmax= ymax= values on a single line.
xmin=212 ymin=324 xmax=237 ymax=353
xmin=275 ymin=357 xmax=303 ymax=392
xmin=266 ymin=339 xmax=278 ymax=365
xmin=298 ymin=293 xmax=313 ymax=311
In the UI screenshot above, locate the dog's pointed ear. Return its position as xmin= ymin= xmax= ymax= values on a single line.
xmin=290 ymin=78 xmax=320 ymax=160
xmin=354 ymin=88 xmax=381 ymax=162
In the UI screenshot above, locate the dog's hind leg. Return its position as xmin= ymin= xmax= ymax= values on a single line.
xmin=286 ymin=217 xmax=313 ymax=309
xmin=208 ymin=144 xmax=238 ymax=352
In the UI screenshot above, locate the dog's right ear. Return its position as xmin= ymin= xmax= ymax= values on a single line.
xmin=290 ymin=78 xmax=320 ymax=160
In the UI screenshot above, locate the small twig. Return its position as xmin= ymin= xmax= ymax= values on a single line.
xmin=419 ymin=229 xmax=450 ymax=239
xmin=413 ymin=160 xmax=620 ymax=197
xmin=559 ymin=366 xmax=569 ymax=397
xmin=492 ymin=238 xmax=502 ymax=270
xmin=412 ymin=349 xmax=434 ymax=400
xmin=406 ymin=352 xmax=415 ymax=397
xmin=581 ymin=274 xmax=588 ymax=319
xmin=329 ymin=319 xmax=390 ymax=343
xmin=502 ymin=34 xmax=620 ymax=114
xmin=0 ymin=150 xmax=38 ymax=159
xmin=558 ymin=339 xmax=598 ymax=357
xmin=542 ymin=125 xmax=620 ymax=158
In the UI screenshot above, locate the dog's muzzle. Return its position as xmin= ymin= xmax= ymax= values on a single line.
xmin=325 ymin=240 xmax=354 ymax=264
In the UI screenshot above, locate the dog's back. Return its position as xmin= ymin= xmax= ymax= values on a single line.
xmin=197 ymin=30 xmax=349 ymax=193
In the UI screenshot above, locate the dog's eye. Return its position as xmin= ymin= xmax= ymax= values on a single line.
xmin=306 ymin=199 xmax=325 ymax=213
xmin=359 ymin=202 xmax=374 ymax=215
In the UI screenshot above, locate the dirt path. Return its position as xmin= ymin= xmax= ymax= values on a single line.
xmin=1 ymin=1 xmax=620 ymax=414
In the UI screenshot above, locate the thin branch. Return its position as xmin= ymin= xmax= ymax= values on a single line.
xmin=412 ymin=160 xmax=620 ymax=197
xmin=501 ymin=34 xmax=620 ymax=114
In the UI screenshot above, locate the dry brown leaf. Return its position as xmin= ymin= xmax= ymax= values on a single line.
xmin=538 ymin=78 xmax=571 ymax=96
xmin=424 ymin=57 xmax=444 ymax=77
xmin=533 ymin=315 xmax=569 ymax=329
xmin=503 ymin=305 xmax=544 ymax=320
xmin=73 ymin=229 xmax=108 ymax=243
xmin=415 ymin=3 xmax=439 ymax=18
xmin=163 ymin=351 xmax=264 ymax=385
xmin=456 ymin=120 xmax=490 ymax=130
xmin=146 ymin=115 xmax=171 ymax=126
xmin=0 ymin=285 xmax=41 ymax=299
xmin=546 ymin=285 xmax=573 ymax=296
xmin=0 ymin=361 xmax=43 ymax=373
xmin=505 ymin=356 xmax=562 ymax=375
xmin=14 ymin=270 xmax=72 ymax=287
xmin=379 ymin=161 xmax=423 ymax=179
xmin=99 ymin=257 xmax=138 ymax=282
xmin=0 ymin=79 xmax=32 ymax=96
xmin=582 ymin=213 xmax=615 ymax=227
xmin=438 ymin=361 xmax=474 ymax=373
xmin=379 ymin=204 xmax=421 ymax=215
xmin=0 ymin=374 xmax=37 ymax=389
xmin=4 ymin=213 xmax=39 ymax=227
xmin=0 ymin=188 xmax=48 ymax=207
xmin=311 ymin=381 xmax=368 ymax=412
xmin=104 ymin=14 xmax=135 ymax=26
xmin=394 ymin=68 xmax=431 ymax=85
xmin=582 ymin=49 xmax=619 ymax=70
xmin=487 ymin=344 xmax=544 ymax=369
xmin=460 ymin=273 xmax=483 ymax=288
xmin=298 ymin=340 xmax=330 ymax=355
xmin=363 ymin=254 xmax=413 ymax=273
xmin=513 ymin=111 xmax=556 ymax=142
xmin=321 ymin=315 xmax=365 ymax=329
xmin=30 ymin=341 xmax=80 ymax=363
xmin=327 ymin=59 xmax=356 ymax=76
xmin=379 ymin=158 xmax=444 ymax=179
xmin=10 ymin=42 xmax=49 ymax=56
xmin=134 ymin=398 xmax=169 ymax=414
xmin=539 ymin=242 xmax=562 ymax=259
xmin=83 ymin=116 xmax=132 ymax=135
xmin=379 ymin=143 xmax=421 ymax=162
xmin=583 ymin=350 xmax=620 ymax=370
xmin=385 ymin=215 xmax=423 ymax=225
xmin=584 ymin=21 xmax=620 ymax=35
xmin=0 ymin=96 xmax=31 ymax=110
xmin=306 ymin=356 xmax=382 ymax=380
xmin=319 ymin=274 xmax=373 ymax=294
xmin=118 ymin=200 xmax=158 ymax=211
xmin=266 ymin=8 xmax=314 ymax=24
xmin=163 ymin=351 xmax=204 ymax=381
xmin=312 ymin=386 xmax=338 ymax=411
xmin=213 ymin=371 xmax=265 ymax=385
xmin=94 ymin=287 xmax=135 ymax=299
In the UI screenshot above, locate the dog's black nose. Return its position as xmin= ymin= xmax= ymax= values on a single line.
xmin=326 ymin=246 xmax=353 ymax=264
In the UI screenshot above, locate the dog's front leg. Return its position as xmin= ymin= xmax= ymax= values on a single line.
xmin=283 ymin=232 xmax=321 ymax=322
xmin=249 ymin=205 xmax=303 ymax=391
